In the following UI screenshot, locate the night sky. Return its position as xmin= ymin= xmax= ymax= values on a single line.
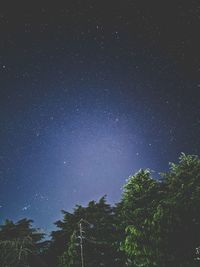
xmin=0 ymin=2 xmax=200 ymax=233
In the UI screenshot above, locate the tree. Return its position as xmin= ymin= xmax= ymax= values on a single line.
xmin=0 ymin=218 xmax=44 ymax=242
xmin=0 ymin=218 xmax=46 ymax=267
xmin=51 ymin=196 xmax=125 ymax=267
xmin=120 ymin=169 xmax=161 ymax=266
xmin=46 ymin=210 xmax=79 ymax=267
xmin=152 ymin=153 xmax=200 ymax=266
xmin=0 ymin=237 xmax=33 ymax=267
xmin=58 ymin=231 xmax=79 ymax=267
xmin=120 ymin=154 xmax=200 ymax=267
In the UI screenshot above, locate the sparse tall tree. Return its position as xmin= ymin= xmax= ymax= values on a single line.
xmin=54 ymin=196 xmax=125 ymax=267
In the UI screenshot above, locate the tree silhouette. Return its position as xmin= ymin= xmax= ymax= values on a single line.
xmin=121 ymin=154 xmax=200 ymax=267
xmin=1 ymin=154 xmax=199 ymax=267
xmin=54 ymin=196 xmax=125 ymax=267
xmin=0 ymin=218 xmax=46 ymax=267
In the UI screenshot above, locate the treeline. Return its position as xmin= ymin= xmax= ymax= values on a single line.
xmin=0 ymin=154 xmax=200 ymax=267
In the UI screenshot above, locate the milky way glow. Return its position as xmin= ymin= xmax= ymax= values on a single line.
xmin=0 ymin=2 xmax=199 ymax=232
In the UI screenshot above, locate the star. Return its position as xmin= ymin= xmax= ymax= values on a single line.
xmin=0 ymin=1 xmax=198 ymax=234
xmin=22 ymin=204 xmax=31 ymax=211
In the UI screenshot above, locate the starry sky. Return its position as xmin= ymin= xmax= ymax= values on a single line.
xmin=0 ymin=2 xmax=200 ymax=233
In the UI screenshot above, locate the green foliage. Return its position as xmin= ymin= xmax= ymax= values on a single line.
xmin=0 ymin=218 xmax=45 ymax=267
xmin=0 ymin=237 xmax=33 ymax=267
xmin=120 ymin=169 xmax=161 ymax=266
xmin=59 ymin=231 xmax=79 ymax=267
xmin=121 ymin=154 xmax=200 ymax=267
xmin=1 ymin=154 xmax=199 ymax=267
xmin=0 ymin=218 xmax=44 ymax=242
xmin=53 ymin=196 xmax=125 ymax=267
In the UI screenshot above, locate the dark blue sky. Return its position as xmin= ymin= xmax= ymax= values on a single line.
xmin=0 ymin=2 xmax=199 ymax=233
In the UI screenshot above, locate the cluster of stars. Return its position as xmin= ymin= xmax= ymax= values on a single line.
xmin=0 ymin=2 xmax=199 ymax=231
